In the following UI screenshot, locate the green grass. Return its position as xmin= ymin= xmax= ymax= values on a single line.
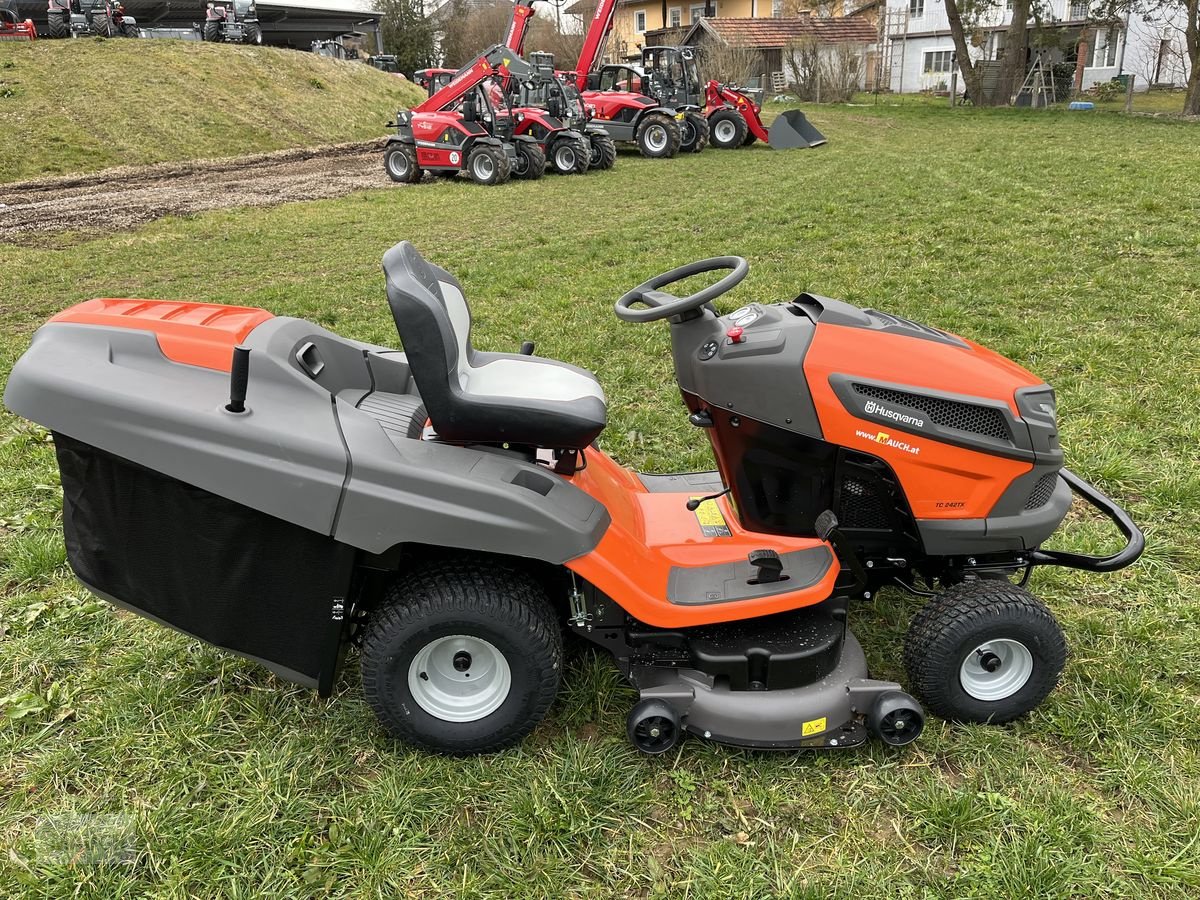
xmin=2 ymin=103 xmax=1199 ymax=897
xmin=0 ymin=40 xmax=424 ymax=183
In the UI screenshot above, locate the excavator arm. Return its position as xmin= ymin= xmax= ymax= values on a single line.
xmin=414 ymin=43 xmax=538 ymax=114
xmin=503 ymin=0 xmax=535 ymax=56
xmin=573 ymin=0 xmax=619 ymax=91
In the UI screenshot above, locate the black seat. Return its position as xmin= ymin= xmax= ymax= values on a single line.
xmin=382 ymin=241 xmax=607 ymax=450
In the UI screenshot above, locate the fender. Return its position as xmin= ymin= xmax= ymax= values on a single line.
xmin=641 ymin=105 xmax=683 ymax=121
xmin=384 ymin=131 xmax=414 ymax=145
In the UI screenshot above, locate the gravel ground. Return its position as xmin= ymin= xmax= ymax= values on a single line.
xmin=0 ymin=142 xmax=391 ymax=240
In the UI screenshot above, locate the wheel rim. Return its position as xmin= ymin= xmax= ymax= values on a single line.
xmin=959 ymin=638 xmax=1034 ymax=701
xmin=714 ymin=118 xmax=737 ymax=144
xmin=387 ymin=150 xmax=409 ymax=179
xmin=473 ymin=152 xmax=495 ymax=180
xmin=879 ymin=708 xmax=922 ymax=745
xmin=680 ymin=120 xmax=695 ymax=147
xmin=633 ymin=715 xmax=676 ymax=753
xmin=555 ymin=144 xmax=576 ymax=171
xmin=588 ymin=140 xmax=600 ymax=166
xmin=512 ymin=150 xmax=528 ymax=176
xmin=408 ymin=634 xmax=512 ymax=722
xmin=644 ymin=124 xmax=668 ymax=153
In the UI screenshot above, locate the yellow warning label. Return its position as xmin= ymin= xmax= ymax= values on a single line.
xmin=690 ymin=498 xmax=731 ymax=537
xmin=801 ymin=717 xmax=827 ymax=737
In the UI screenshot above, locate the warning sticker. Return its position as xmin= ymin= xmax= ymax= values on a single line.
xmin=802 ymin=717 xmax=827 ymax=737
xmin=691 ymin=498 xmax=731 ymax=537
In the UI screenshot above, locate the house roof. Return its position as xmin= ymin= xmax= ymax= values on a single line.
xmin=688 ymin=15 xmax=878 ymax=49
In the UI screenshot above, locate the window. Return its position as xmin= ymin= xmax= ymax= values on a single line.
xmin=1092 ymin=27 xmax=1118 ymax=67
xmin=771 ymin=0 xmax=783 ymax=16
xmin=634 ymin=9 xmax=646 ymax=32
xmin=1069 ymin=0 xmax=1089 ymax=18
xmin=923 ymin=49 xmax=953 ymax=74
xmin=909 ymin=0 xmax=924 ymax=17
xmin=669 ymin=6 xmax=681 ymax=27
xmin=691 ymin=5 xmax=705 ymax=23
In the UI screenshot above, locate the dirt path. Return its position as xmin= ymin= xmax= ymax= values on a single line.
xmin=0 ymin=142 xmax=391 ymax=240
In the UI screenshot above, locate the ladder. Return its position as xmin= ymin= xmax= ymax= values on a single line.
xmin=1013 ymin=54 xmax=1056 ymax=107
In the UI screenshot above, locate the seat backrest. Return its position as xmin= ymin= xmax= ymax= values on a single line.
xmin=382 ymin=241 xmax=480 ymax=427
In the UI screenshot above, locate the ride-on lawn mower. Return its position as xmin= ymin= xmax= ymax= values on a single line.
xmin=4 ymin=246 xmax=1144 ymax=755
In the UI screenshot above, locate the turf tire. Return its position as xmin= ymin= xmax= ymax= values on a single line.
xmin=360 ymin=558 xmax=564 ymax=755
xmin=635 ymin=112 xmax=680 ymax=159
xmin=904 ymin=581 xmax=1067 ymax=725
xmin=708 ymin=109 xmax=747 ymax=149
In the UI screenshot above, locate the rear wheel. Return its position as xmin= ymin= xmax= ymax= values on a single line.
xmin=120 ymin=21 xmax=138 ymax=37
xmin=466 ymin=144 xmax=510 ymax=185
xmin=511 ymin=141 xmax=545 ymax=180
xmin=383 ymin=142 xmax=421 ymax=184
xmin=201 ymin=20 xmax=221 ymax=42
xmin=360 ymin=558 xmax=563 ymax=755
xmin=635 ymin=112 xmax=680 ymax=159
xmin=904 ymin=581 xmax=1067 ymax=724
xmin=709 ymin=109 xmax=748 ymax=149
xmin=587 ymin=131 xmax=616 ymax=170
xmin=46 ymin=11 xmax=68 ymax=37
xmin=90 ymin=13 xmax=114 ymax=36
xmin=244 ymin=23 xmax=261 ymax=44
xmin=680 ymin=111 xmax=709 ymax=153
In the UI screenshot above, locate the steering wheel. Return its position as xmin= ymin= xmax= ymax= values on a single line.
xmin=615 ymin=257 xmax=749 ymax=323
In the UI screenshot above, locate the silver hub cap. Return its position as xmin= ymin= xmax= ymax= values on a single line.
xmin=556 ymin=144 xmax=576 ymax=170
xmin=473 ymin=153 xmax=494 ymax=180
xmin=408 ymin=635 xmax=511 ymax=722
xmin=644 ymin=124 xmax=668 ymax=153
xmin=387 ymin=152 xmax=409 ymax=178
xmin=715 ymin=118 xmax=737 ymax=144
xmin=959 ymin=638 xmax=1034 ymax=701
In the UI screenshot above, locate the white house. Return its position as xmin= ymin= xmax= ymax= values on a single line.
xmin=881 ymin=0 xmax=1192 ymax=95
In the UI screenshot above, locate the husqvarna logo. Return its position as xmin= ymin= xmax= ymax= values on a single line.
xmin=864 ymin=399 xmax=925 ymax=428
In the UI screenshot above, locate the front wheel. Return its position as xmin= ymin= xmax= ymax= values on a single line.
xmin=511 ymin=141 xmax=545 ymax=180
xmin=708 ymin=109 xmax=748 ymax=149
xmin=360 ymin=559 xmax=564 ymax=755
xmin=549 ymin=135 xmax=588 ymax=175
xmin=903 ymin=581 xmax=1067 ymax=724
xmin=91 ymin=13 xmax=114 ymax=36
xmin=244 ymin=23 xmax=261 ymax=45
xmin=201 ymin=20 xmax=221 ymax=42
xmin=466 ymin=144 xmax=510 ymax=185
xmin=680 ymin=111 xmax=709 ymax=153
xmin=635 ymin=112 xmax=680 ymax=159
xmin=47 ymin=11 xmax=69 ymax=37
xmin=383 ymin=142 xmax=421 ymax=184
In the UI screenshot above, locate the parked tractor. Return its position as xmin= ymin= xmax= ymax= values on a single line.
xmin=368 ymin=55 xmax=402 ymax=75
xmin=201 ymin=0 xmax=260 ymax=45
xmin=45 ymin=0 xmax=138 ymax=37
xmin=1 ymin=0 xmax=36 ymax=40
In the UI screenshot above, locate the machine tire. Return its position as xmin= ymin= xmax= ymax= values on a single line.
xmin=587 ymin=132 xmax=616 ymax=170
xmin=635 ymin=112 xmax=680 ymax=159
xmin=120 ymin=21 xmax=138 ymax=37
xmin=681 ymin=111 xmax=709 ymax=153
xmin=742 ymin=130 xmax=758 ymax=146
xmin=91 ymin=13 xmax=114 ymax=36
xmin=708 ymin=109 xmax=748 ymax=150
xmin=383 ymin=143 xmax=421 ymax=184
xmin=548 ymin=135 xmax=584 ymax=175
xmin=244 ymin=23 xmax=261 ymax=44
xmin=904 ymin=581 xmax=1067 ymax=725
xmin=466 ymin=144 xmax=509 ymax=186
xmin=201 ymin=20 xmax=221 ymax=42
xmin=626 ymin=698 xmax=680 ymax=755
xmin=511 ymin=141 xmax=545 ymax=180
xmin=360 ymin=558 xmax=564 ymax=755
xmin=47 ymin=11 xmax=68 ymax=37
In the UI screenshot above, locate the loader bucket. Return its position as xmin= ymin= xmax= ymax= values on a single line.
xmin=768 ymin=110 xmax=827 ymax=149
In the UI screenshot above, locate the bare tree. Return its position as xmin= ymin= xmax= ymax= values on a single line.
xmin=438 ymin=0 xmax=588 ymax=69
xmin=703 ymin=39 xmax=764 ymax=85
xmin=1097 ymin=0 xmax=1199 ymax=114
xmin=943 ymin=0 xmax=1034 ymax=106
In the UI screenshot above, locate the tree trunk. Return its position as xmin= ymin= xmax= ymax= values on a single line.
xmin=1185 ymin=0 xmax=1200 ymax=115
xmin=944 ymin=0 xmax=986 ymax=103
xmin=998 ymin=0 xmax=1032 ymax=103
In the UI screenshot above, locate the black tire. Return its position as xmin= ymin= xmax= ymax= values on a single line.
xmin=383 ymin=142 xmax=421 ymax=184
xmin=120 ymin=21 xmax=138 ymax=37
xmin=466 ymin=144 xmax=509 ymax=186
xmin=360 ymin=558 xmax=564 ymax=755
xmin=635 ymin=112 xmax=680 ymax=159
xmin=587 ymin=131 xmax=616 ymax=170
xmin=904 ymin=581 xmax=1067 ymax=725
xmin=431 ymin=169 xmax=459 ymax=179
xmin=201 ymin=20 xmax=221 ymax=42
xmin=709 ymin=108 xmax=748 ymax=150
xmin=90 ymin=13 xmax=114 ymax=36
xmin=46 ymin=11 xmax=68 ymax=37
xmin=511 ymin=141 xmax=545 ymax=180
xmin=547 ymin=135 xmax=585 ymax=175
xmin=742 ymin=129 xmax=758 ymax=146
xmin=244 ymin=23 xmax=261 ymax=45
xmin=680 ymin=111 xmax=709 ymax=153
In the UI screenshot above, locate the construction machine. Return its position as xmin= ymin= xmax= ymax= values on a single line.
xmin=1 ymin=0 xmax=36 ymax=40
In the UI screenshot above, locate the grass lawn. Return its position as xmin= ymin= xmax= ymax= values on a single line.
xmin=1 ymin=103 xmax=1198 ymax=897
xmin=0 ymin=41 xmax=424 ymax=183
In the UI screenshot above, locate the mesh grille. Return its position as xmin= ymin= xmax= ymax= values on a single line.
xmin=838 ymin=478 xmax=890 ymax=530
xmin=853 ymin=383 xmax=1010 ymax=441
xmin=1024 ymin=472 xmax=1059 ymax=510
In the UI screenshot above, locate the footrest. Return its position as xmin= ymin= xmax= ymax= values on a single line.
xmin=666 ymin=545 xmax=832 ymax=606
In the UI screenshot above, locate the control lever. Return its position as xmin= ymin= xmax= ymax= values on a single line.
xmin=748 ymin=549 xmax=785 ymax=584
xmin=815 ymin=510 xmax=869 ymax=596
xmin=520 ymin=341 xmax=535 ymax=355
xmin=225 ymin=346 xmax=250 ymax=414
xmin=686 ymin=486 xmax=731 ymax=511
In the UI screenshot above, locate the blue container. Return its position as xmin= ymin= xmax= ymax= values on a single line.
xmin=1068 ymin=101 xmax=1096 ymax=111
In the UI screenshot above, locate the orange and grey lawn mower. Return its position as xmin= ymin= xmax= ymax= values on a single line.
xmin=3 ymin=245 xmax=1143 ymax=754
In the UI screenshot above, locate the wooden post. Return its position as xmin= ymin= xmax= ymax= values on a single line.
xmin=950 ymin=69 xmax=958 ymax=106
xmin=1124 ymin=73 xmax=1135 ymax=112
